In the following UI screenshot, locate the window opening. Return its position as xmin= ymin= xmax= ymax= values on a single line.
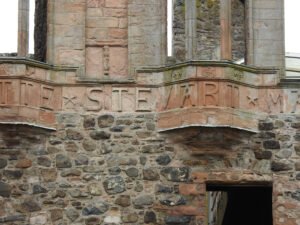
xmin=0 ymin=0 xmax=18 ymax=55
xmin=29 ymin=0 xmax=35 ymax=54
xmin=206 ymin=184 xmax=273 ymax=225
xmin=231 ymin=0 xmax=246 ymax=64
xmin=285 ymin=0 xmax=300 ymax=76
xmin=167 ymin=0 xmax=173 ymax=56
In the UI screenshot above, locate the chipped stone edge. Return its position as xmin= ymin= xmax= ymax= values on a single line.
xmin=157 ymin=124 xmax=258 ymax=133
xmin=0 ymin=122 xmax=56 ymax=131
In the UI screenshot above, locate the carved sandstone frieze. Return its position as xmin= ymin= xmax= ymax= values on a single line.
xmin=0 ymin=60 xmax=298 ymax=131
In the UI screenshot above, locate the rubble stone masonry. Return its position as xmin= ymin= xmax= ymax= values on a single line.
xmin=0 ymin=114 xmax=299 ymax=224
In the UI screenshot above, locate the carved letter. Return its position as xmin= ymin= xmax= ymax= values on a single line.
xmin=204 ymin=82 xmax=219 ymax=106
xmin=40 ymin=86 xmax=54 ymax=110
xmin=20 ymin=82 xmax=34 ymax=106
xmin=0 ymin=81 xmax=12 ymax=105
xmin=85 ymin=88 xmax=103 ymax=112
xmin=103 ymin=46 xmax=110 ymax=76
xmin=291 ymin=91 xmax=300 ymax=113
xmin=180 ymin=83 xmax=195 ymax=108
xmin=112 ymin=88 xmax=128 ymax=112
xmin=226 ymin=85 xmax=239 ymax=108
xmin=136 ymin=88 xmax=152 ymax=112
xmin=164 ymin=85 xmax=174 ymax=110
xmin=268 ymin=93 xmax=283 ymax=113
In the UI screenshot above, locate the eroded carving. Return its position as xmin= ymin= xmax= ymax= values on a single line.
xmin=291 ymin=91 xmax=300 ymax=113
xmin=112 ymin=88 xmax=128 ymax=112
xmin=202 ymin=67 xmax=216 ymax=78
xmin=181 ymin=83 xmax=196 ymax=108
xmin=136 ymin=88 xmax=152 ymax=112
xmin=171 ymin=69 xmax=183 ymax=81
xmin=0 ymin=81 xmax=13 ymax=105
xmin=63 ymin=95 xmax=77 ymax=109
xmin=85 ymin=88 xmax=103 ymax=112
xmin=232 ymin=69 xmax=244 ymax=80
xmin=204 ymin=82 xmax=219 ymax=106
xmin=268 ymin=93 xmax=283 ymax=113
xmin=226 ymin=85 xmax=239 ymax=108
xmin=103 ymin=46 xmax=110 ymax=76
xmin=247 ymin=95 xmax=258 ymax=107
xmin=87 ymin=0 xmax=104 ymax=8
xmin=164 ymin=85 xmax=174 ymax=110
xmin=20 ymin=82 xmax=34 ymax=106
xmin=40 ymin=86 xmax=54 ymax=110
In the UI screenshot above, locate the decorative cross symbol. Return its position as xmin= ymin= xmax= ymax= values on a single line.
xmin=247 ymin=95 xmax=258 ymax=106
xmin=63 ymin=95 xmax=77 ymax=107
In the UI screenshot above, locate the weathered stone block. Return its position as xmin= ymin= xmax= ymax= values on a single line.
xmin=82 ymin=205 xmax=106 ymax=216
xmin=0 ymin=159 xmax=7 ymax=169
xmin=3 ymin=170 xmax=23 ymax=179
xmin=90 ymin=130 xmax=111 ymax=140
xmin=115 ymin=195 xmax=131 ymax=207
xmin=144 ymin=211 xmax=156 ymax=224
xmin=98 ymin=115 xmax=114 ymax=128
xmin=258 ymin=122 xmax=274 ymax=131
xmin=65 ymin=208 xmax=79 ymax=222
xmin=37 ymin=156 xmax=51 ymax=167
xmin=160 ymin=194 xmax=186 ymax=206
xmin=156 ymin=154 xmax=172 ymax=165
xmin=32 ymin=185 xmax=48 ymax=194
xmin=165 ymin=215 xmax=191 ymax=224
xmin=125 ymin=167 xmax=139 ymax=177
xmin=18 ymin=198 xmax=41 ymax=213
xmin=271 ymin=161 xmax=293 ymax=172
xmin=143 ymin=168 xmax=160 ymax=181
xmin=0 ymin=182 xmax=12 ymax=197
xmin=263 ymin=140 xmax=280 ymax=149
xmin=121 ymin=212 xmax=138 ymax=223
xmin=133 ymin=195 xmax=154 ymax=208
xmin=15 ymin=158 xmax=32 ymax=168
xmin=56 ymin=154 xmax=72 ymax=168
xmin=161 ymin=167 xmax=190 ymax=182
xmin=66 ymin=129 xmax=83 ymax=140
xmin=103 ymin=176 xmax=126 ymax=194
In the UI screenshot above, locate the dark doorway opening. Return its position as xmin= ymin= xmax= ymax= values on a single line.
xmin=206 ymin=184 xmax=273 ymax=225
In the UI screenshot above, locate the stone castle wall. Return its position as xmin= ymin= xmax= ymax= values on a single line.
xmin=196 ymin=0 xmax=221 ymax=60
xmin=0 ymin=0 xmax=295 ymax=224
xmin=231 ymin=0 xmax=246 ymax=61
xmin=0 ymin=113 xmax=299 ymax=224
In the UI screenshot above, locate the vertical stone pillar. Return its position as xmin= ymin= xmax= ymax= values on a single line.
xmin=185 ymin=0 xmax=197 ymax=60
xmin=18 ymin=0 xmax=30 ymax=57
xmin=220 ymin=0 xmax=232 ymax=60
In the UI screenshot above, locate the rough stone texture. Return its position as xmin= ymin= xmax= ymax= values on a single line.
xmin=173 ymin=0 xmax=186 ymax=61
xmin=0 ymin=182 xmax=12 ymax=197
xmin=103 ymin=176 xmax=126 ymax=194
xmin=0 ymin=114 xmax=299 ymax=224
xmin=231 ymin=0 xmax=246 ymax=61
xmin=196 ymin=0 xmax=221 ymax=60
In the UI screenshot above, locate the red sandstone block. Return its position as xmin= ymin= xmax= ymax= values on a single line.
xmin=108 ymin=28 xmax=127 ymax=39
xmin=15 ymin=159 xmax=32 ymax=169
xmin=191 ymin=172 xmax=208 ymax=183
xmin=105 ymin=0 xmax=128 ymax=8
xmin=179 ymin=184 xmax=205 ymax=196
xmin=104 ymin=8 xmax=127 ymax=17
xmin=168 ymin=205 xmax=204 ymax=216
xmin=87 ymin=0 xmax=105 ymax=8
